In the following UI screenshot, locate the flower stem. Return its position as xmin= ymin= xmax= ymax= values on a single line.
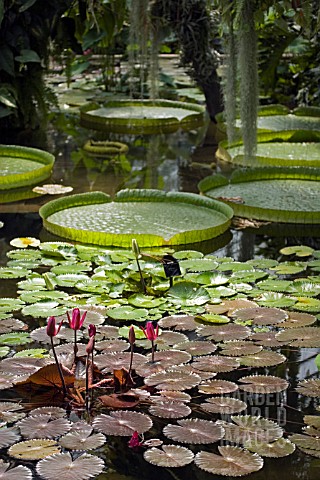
xmin=50 ymin=337 xmax=67 ymax=397
xmin=151 ymin=339 xmax=155 ymax=363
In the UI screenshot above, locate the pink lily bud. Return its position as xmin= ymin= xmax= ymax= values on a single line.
xmin=86 ymin=336 xmax=95 ymax=355
xmin=128 ymin=431 xmax=143 ymax=448
xmin=46 ymin=316 xmax=63 ymax=337
xmin=67 ymin=308 xmax=87 ymax=330
xmin=88 ymin=324 xmax=96 ymax=338
xmin=129 ymin=326 xmax=136 ymax=345
xmin=141 ymin=321 xmax=159 ymax=341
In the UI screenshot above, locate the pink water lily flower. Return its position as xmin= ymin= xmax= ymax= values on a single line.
xmin=141 ymin=321 xmax=159 ymax=341
xmin=67 ymin=308 xmax=87 ymax=330
xmin=128 ymin=431 xmax=143 ymax=449
xmin=46 ymin=316 xmax=63 ymax=337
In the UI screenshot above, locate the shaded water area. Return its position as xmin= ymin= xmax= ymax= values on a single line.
xmin=0 ymin=95 xmax=320 ymax=478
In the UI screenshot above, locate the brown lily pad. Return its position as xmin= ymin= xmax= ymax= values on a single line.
xmin=192 ymin=355 xmax=240 ymax=373
xmin=149 ymin=401 xmax=191 ymax=418
xmin=296 ymin=378 xmax=320 ymax=398
xmin=201 ymin=396 xmax=247 ymax=414
xmin=195 ymin=445 xmax=263 ymax=476
xmin=0 ymin=426 xmax=20 ymax=448
xmin=237 ymin=350 xmax=287 ymax=367
xmin=245 ymin=437 xmax=295 ymax=457
xmin=158 ymin=315 xmax=198 ymax=331
xmin=17 ymin=414 xmax=71 ymax=439
xmin=197 ymin=324 xmax=251 ymax=342
xmin=218 ymin=415 xmax=283 ymax=445
xmin=238 ymin=375 xmax=289 ymax=394
xmin=276 ymin=327 xmax=320 ymax=347
xmin=280 ymin=312 xmax=317 ymax=328
xmin=231 ymin=307 xmax=288 ymax=325
xmin=144 ymin=444 xmax=194 ymax=467
xmin=145 ymin=370 xmax=201 ymax=391
xmin=36 ymin=452 xmax=104 ymax=480
xmin=59 ymin=429 xmax=106 ymax=450
xmin=0 ymin=459 xmax=32 ymax=480
xmin=92 ymin=411 xmax=152 ymax=436
xmin=198 ymin=379 xmax=238 ymax=395
xmin=174 ymin=340 xmax=217 ymax=356
xmin=219 ymin=341 xmax=262 ymax=357
xmin=163 ymin=418 xmax=224 ymax=444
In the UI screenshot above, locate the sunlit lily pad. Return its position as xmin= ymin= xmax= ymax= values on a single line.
xmin=218 ymin=415 xmax=283 ymax=445
xmin=292 ymin=297 xmax=320 ymax=313
xmin=14 ymin=348 xmax=49 ymax=358
xmin=39 ymin=190 xmax=233 ymax=247
xmin=198 ymin=379 xmax=238 ymax=395
xmin=231 ymin=306 xmax=288 ymax=325
xmin=0 ymin=267 xmax=30 ymax=279
xmin=239 ymin=375 xmax=289 ymax=394
xmin=145 ymin=370 xmax=201 ymax=391
xmin=22 ymin=301 xmax=67 ymax=318
xmin=280 ymin=245 xmax=314 ymax=257
xmin=107 ymin=306 xmax=148 ymax=321
xmin=32 ymin=184 xmax=73 ymax=195
xmin=237 ymin=350 xmax=287 ymax=367
xmin=195 ymin=445 xmax=263 ymax=476
xmin=128 ymin=294 xmax=166 ymax=309
xmin=256 ymin=279 xmax=293 ymax=292
xmin=245 ymin=437 xmax=295 ymax=457
xmin=0 ymin=426 xmax=20 ymax=448
xmin=17 ymin=414 xmax=71 ymax=439
xmin=289 ymin=433 xmax=320 ymax=451
xmin=158 ymin=314 xmax=198 ymax=331
xmin=0 ymin=332 xmax=32 ymax=346
xmin=201 ymin=396 xmax=247 ymax=414
xmin=255 ymin=292 xmax=296 ymax=308
xmin=0 ymin=298 xmax=25 ymax=313
xmin=296 ymin=379 xmax=320 ymax=397
xmin=9 ymin=439 xmax=61 ymax=460
xmin=0 ymin=459 xmax=32 ymax=480
xmin=167 ymin=281 xmax=210 ymax=306
xmin=92 ymin=411 xmax=152 ymax=436
xmin=36 ymin=452 xmax=104 ymax=480
xmin=59 ymin=430 xmax=106 ymax=450
xmin=163 ymin=418 xmax=224 ymax=444
xmin=144 ymin=444 xmax=194 ymax=467
xmin=149 ymin=401 xmax=191 ymax=418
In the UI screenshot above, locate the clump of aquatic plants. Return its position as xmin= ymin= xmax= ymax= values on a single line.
xmin=0 ymin=240 xmax=319 ymax=478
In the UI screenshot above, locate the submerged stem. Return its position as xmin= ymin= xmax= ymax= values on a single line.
xmin=50 ymin=336 xmax=67 ymax=397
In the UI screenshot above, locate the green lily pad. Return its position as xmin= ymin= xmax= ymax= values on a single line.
xmin=39 ymin=190 xmax=233 ymax=247
xmin=55 ymin=274 xmax=91 ymax=288
xmin=107 ymin=306 xmax=149 ymax=321
xmin=199 ymin=168 xmax=320 ymax=224
xmin=0 ymin=347 xmax=10 ymax=358
xmin=0 ymin=332 xmax=32 ymax=346
xmin=19 ymin=291 xmax=69 ymax=304
xmin=293 ymin=297 xmax=320 ymax=313
xmin=0 ymin=298 xmax=25 ymax=313
xmin=218 ymin=141 xmax=320 ymax=168
xmin=80 ymin=99 xmax=205 ymax=134
xmin=51 ymin=263 xmax=92 ymax=274
xmin=0 ymin=267 xmax=30 ymax=279
xmin=14 ymin=348 xmax=49 ymax=358
xmin=255 ymin=292 xmax=297 ymax=308
xmin=21 ymin=301 xmax=67 ymax=318
xmin=167 ymin=282 xmax=210 ymax=306
xmin=196 ymin=314 xmax=230 ymax=324
xmin=0 ymin=145 xmax=54 ymax=190
xmin=127 ymin=294 xmax=166 ymax=309
xmin=118 ymin=325 xmax=146 ymax=340
xmin=270 ymin=263 xmax=305 ymax=275
xmin=280 ymin=245 xmax=315 ymax=257
xmin=196 ymin=272 xmax=229 ymax=286
xmin=256 ymin=279 xmax=292 ymax=292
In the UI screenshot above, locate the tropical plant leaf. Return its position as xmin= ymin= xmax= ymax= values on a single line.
xmin=36 ymin=452 xmax=104 ymax=480
xmin=195 ymin=445 xmax=263 ymax=476
xmin=149 ymin=401 xmax=191 ymax=418
xmin=26 ymin=364 xmax=75 ymax=388
xmin=9 ymin=439 xmax=61 ymax=460
xmin=143 ymin=444 xmax=194 ymax=467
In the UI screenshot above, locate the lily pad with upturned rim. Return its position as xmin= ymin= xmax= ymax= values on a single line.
xmin=39 ymin=190 xmax=233 ymax=247
xmin=0 ymin=145 xmax=55 ymax=190
xmin=199 ymin=168 xmax=320 ymax=224
xmin=80 ymin=99 xmax=205 ymax=134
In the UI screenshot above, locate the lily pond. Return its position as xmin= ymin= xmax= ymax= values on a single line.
xmin=0 ymin=89 xmax=320 ymax=479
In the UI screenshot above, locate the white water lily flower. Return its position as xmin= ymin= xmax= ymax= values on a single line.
xmin=10 ymin=237 xmax=40 ymax=248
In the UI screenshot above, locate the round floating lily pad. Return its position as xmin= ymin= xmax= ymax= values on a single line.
xmin=199 ymin=167 xmax=320 ymax=224
xmin=217 ymin=141 xmax=320 ymax=167
xmin=0 ymin=145 xmax=54 ymax=190
xmin=39 ymin=190 xmax=233 ymax=247
xmin=80 ymin=99 xmax=205 ymax=134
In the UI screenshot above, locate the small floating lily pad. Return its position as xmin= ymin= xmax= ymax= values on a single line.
xmin=199 ymin=167 xmax=320 ymax=224
xmin=0 ymin=145 xmax=54 ymax=190
xmin=39 ymin=190 xmax=233 ymax=247
xmin=80 ymin=99 xmax=205 ymax=134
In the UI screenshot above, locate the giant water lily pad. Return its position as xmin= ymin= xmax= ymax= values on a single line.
xmin=199 ymin=168 xmax=320 ymax=224
xmin=0 ymin=145 xmax=54 ymax=190
xmin=39 ymin=190 xmax=233 ymax=247
xmin=217 ymin=141 xmax=320 ymax=168
xmin=80 ymin=99 xmax=205 ymax=134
